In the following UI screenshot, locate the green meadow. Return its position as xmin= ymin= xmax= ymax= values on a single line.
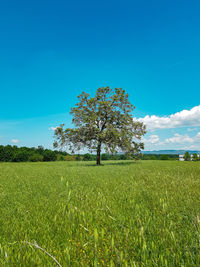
xmin=0 ymin=160 xmax=200 ymax=266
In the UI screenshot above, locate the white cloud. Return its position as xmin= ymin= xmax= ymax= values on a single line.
xmin=11 ymin=139 xmax=19 ymax=143
xmin=187 ymin=128 xmax=198 ymax=132
xmin=49 ymin=126 xmax=58 ymax=131
xmin=143 ymin=135 xmax=161 ymax=144
xmin=143 ymin=132 xmax=200 ymax=150
xmin=164 ymin=132 xmax=200 ymax=144
xmin=165 ymin=134 xmax=193 ymax=144
xmin=196 ymin=132 xmax=200 ymax=138
xmin=183 ymin=145 xmax=199 ymax=150
xmin=137 ymin=105 xmax=200 ymax=130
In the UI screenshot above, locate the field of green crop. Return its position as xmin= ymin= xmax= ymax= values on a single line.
xmin=0 ymin=160 xmax=200 ymax=266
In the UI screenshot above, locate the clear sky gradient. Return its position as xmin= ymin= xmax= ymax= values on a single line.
xmin=1 ymin=0 xmax=200 ymax=150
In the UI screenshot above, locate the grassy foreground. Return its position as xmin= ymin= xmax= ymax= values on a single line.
xmin=0 ymin=161 xmax=200 ymax=266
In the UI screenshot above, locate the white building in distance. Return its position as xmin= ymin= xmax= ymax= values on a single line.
xmin=179 ymin=155 xmax=184 ymax=161
xmin=179 ymin=154 xmax=200 ymax=161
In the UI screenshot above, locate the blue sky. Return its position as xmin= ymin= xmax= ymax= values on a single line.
xmin=0 ymin=0 xmax=200 ymax=150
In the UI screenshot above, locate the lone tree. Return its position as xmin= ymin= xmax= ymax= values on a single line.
xmin=184 ymin=151 xmax=191 ymax=161
xmin=53 ymin=87 xmax=146 ymax=165
xmin=192 ymin=153 xmax=198 ymax=161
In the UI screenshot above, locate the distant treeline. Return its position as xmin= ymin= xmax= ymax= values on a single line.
xmin=0 ymin=145 xmax=136 ymax=162
xmin=141 ymin=154 xmax=179 ymax=160
xmin=0 ymin=145 xmax=180 ymax=162
xmin=0 ymin=145 xmax=67 ymax=162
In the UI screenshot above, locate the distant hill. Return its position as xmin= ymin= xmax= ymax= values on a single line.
xmin=143 ymin=150 xmax=200 ymax=155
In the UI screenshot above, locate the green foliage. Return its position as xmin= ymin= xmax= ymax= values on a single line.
xmin=83 ymin=153 xmax=95 ymax=161
xmin=54 ymin=87 xmax=146 ymax=165
xmin=0 ymin=145 xmax=67 ymax=162
xmin=60 ymin=155 xmax=65 ymax=161
xmin=119 ymin=154 xmax=127 ymax=160
xmin=0 ymin=145 xmax=15 ymax=161
xmin=29 ymin=154 xmax=44 ymax=162
xmin=12 ymin=150 xmax=30 ymax=162
xmin=75 ymin=154 xmax=82 ymax=161
xmin=184 ymin=151 xmax=191 ymax=161
xmin=0 ymin=161 xmax=200 ymax=265
xmin=141 ymin=154 xmax=179 ymax=160
xmin=65 ymin=155 xmax=76 ymax=161
xmin=160 ymin=154 xmax=169 ymax=160
xmin=43 ymin=151 xmax=57 ymax=161
xmin=192 ymin=153 xmax=199 ymax=161
xmin=100 ymin=153 xmax=134 ymax=161
xmin=101 ymin=153 xmax=109 ymax=160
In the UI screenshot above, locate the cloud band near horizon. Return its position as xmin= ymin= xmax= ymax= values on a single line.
xmin=136 ymin=105 xmax=200 ymax=130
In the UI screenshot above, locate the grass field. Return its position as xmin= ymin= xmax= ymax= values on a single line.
xmin=0 ymin=160 xmax=200 ymax=266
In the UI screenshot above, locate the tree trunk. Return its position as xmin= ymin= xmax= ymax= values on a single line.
xmin=96 ymin=142 xmax=101 ymax=165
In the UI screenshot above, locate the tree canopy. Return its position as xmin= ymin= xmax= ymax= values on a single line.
xmin=184 ymin=151 xmax=191 ymax=161
xmin=54 ymin=87 xmax=146 ymax=165
xmin=0 ymin=145 xmax=67 ymax=162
